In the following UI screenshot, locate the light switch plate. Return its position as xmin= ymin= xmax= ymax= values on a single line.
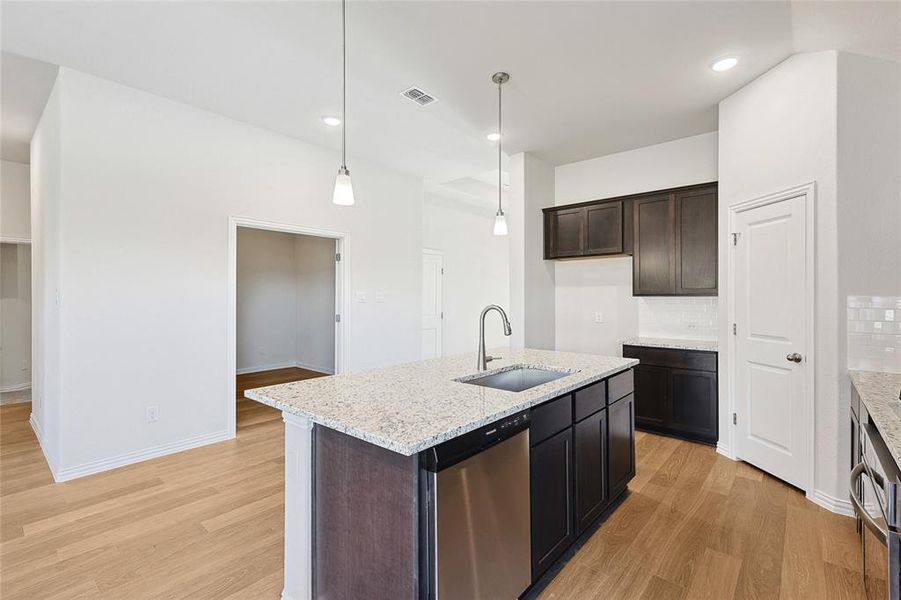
xmin=594 ymin=312 xmax=604 ymax=323
xmin=375 ymin=291 xmax=386 ymax=303
xmin=355 ymin=291 xmax=368 ymax=303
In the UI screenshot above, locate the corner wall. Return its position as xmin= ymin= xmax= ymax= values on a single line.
xmin=32 ymin=68 xmax=422 ymax=480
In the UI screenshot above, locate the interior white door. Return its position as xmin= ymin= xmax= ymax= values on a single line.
xmin=421 ymin=251 xmax=444 ymax=359
xmin=733 ymin=193 xmax=809 ymax=490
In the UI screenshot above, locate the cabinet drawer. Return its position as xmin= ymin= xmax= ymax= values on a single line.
xmin=608 ymin=369 xmax=634 ymax=403
xmin=622 ymin=346 xmax=716 ymax=373
xmin=574 ymin=381 xmax=606 ymax=422
xmin=531 ymin=395 xmax=573 ymax=446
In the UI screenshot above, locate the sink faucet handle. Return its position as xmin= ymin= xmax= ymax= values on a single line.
xmin=485 ymin=355 xmax=500 ymax=364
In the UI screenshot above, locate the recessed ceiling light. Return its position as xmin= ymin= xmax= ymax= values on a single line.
xmin=486 ymin=132 xmax=501 ymax=142
xmin=322 ymin=116 xmax=342 ymax=127
xmin=711 ymin=57 xmax=739 ymax=72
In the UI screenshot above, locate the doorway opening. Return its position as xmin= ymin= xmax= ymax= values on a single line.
xmin=227 ymin=218 xmax=346 ymax=436
xmin=0 ymin=241 xmax=32 ymax=405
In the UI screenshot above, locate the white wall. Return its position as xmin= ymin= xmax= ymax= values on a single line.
xmin=1 ymin=160 xmax=31 ymax=241
xmin=422 ymin=194 xmax=510 ymax=355
xmin=509 ymin=152 xmax=556 ymax=350
xmin=553 ymin=132 xmax=719 ymax=355
xmin=236 ymin=228 xmax=301 ymax=373
xmin=1 ymin=243 xmax=32 ymax=393
xmin=719 ymin=51 xmax=838 ymax=501
xmin=294 ymin=234 xmax=336 ymax=374
xmin=31 ymin=68 xmax=422 ymax=480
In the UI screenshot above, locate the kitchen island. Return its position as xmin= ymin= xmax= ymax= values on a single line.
xmin=247 ymin=348 xmax=637 ymax=600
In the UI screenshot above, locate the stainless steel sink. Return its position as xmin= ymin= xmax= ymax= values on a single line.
xmin=456 ymin=365 xmax=575 ymax=393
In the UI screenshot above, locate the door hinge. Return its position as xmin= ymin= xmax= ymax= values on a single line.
xmin=335 ymin=252 xmax=341 ymax=262
xmin=733 ymin=413 xmax=737 ymax=425
xmin=733 ymin=323 xmax=737 ymax=335
xmin=732 ymin=232 xmax=740 ymax=246
xmin=440 ymin=267 xmax=444 ymax=275
xmin=440 ymin=312 xmax=444 ymax=319
xmin=335 ymin=314 xmax=341 ymax=323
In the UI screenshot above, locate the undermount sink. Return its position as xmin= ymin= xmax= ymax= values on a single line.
xmin=456 ymin=364 xmax=576 ymax=393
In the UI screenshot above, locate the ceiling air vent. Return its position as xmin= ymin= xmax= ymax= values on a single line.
xmin=401 ymin=86 xmax=438 ymax=106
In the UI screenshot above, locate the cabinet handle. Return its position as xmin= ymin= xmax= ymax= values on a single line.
xmin=850 ymin=462 xmax=887 ymax=544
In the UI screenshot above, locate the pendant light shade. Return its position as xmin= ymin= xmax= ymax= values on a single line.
xmin=493 ymin=212 xmax=508 ymax=236
xmin=332 ymin=0 xmax=354 ymax=206
xmin=491 ymin=72 xmax=509 ymax=236
xmin=333 ymin=166 xmax=355 ymax=206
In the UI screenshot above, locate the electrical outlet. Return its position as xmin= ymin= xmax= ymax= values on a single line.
xmin=146 ymin=406 xmax=160 ymax=423
xmin=594 ymin=311 xmax=604 ymax=323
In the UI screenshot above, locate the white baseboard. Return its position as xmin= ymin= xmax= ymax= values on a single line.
xmin=52 ymin=429 xmax=232 ymax=482
xmin=808 ymin=489 xmax=856 ymax=518
xmin=294 ymin=361 xmax=334 ymax=375
xmin=1 ymin=381 xmax=32 ymax=394
xmin=29 ymin=412 xmax=44 ymax=447
xmin=715 ymin=442 xmax=737 ymax=460
xmin=236 ymin=362 xmax=297 ymax=375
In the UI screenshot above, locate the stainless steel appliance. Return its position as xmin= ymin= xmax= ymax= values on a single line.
xmin=422 ymin=411 xmax=531 ymax=599
xmin=851 ymin=392 xmax=901 ymax=599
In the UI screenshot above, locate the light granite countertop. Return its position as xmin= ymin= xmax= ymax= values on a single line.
xmin=850 ymin=369 xmax=901 ymax=467
xmin=246 ymin=348 xmax=638 ymax=456
xmin=621 ymin=336 xmax=718 ymax=352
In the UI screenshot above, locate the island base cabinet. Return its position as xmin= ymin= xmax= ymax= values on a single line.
xmin=608 ymin=394 xmax=636 ymax=498
xmin=530 ymin=428 xmax=575 ymax=580
xmin=574 ymin=409 xmax=607 ymax=534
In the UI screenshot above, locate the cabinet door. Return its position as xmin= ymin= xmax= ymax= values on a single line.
xmin=530 ymin=428 xmax=574 ymax=579
xmin=574 ymin=409 xmax=607 ymax=534
xmin=608 ymin=394 xmax=636 ymax=497
xmin=546 ymin=207 xmax=584 ymax=258
xmin=585 ymin=201 xmax=623 ymax=255
xmin=668 ymin=369 xmax=717 ymax=442
xmin=675 ymin=186 xmax=718 ymax=295
xmin=633 ymin=194 xmax=675 ymax=295
xmin=633 ymin=364 xmax=668 ymax=430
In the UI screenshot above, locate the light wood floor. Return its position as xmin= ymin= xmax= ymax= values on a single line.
xmin=2 ymin=369 xmax=865 ymax=599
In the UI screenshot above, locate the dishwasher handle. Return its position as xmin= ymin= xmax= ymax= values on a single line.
xmin=851 ymin=461 xmax=888 ymax=545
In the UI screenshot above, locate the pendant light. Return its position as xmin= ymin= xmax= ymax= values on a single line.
xmin=332 ymin=0 xmax=355 ymax=206
xmin=491 ymin=72 xmax=509 ymax=236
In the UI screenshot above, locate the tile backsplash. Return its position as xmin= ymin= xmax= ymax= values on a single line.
xmin=848 ymin=295 xmax=901 ymax=373
xmin=638 ymin=297 xmax=719 ymax=341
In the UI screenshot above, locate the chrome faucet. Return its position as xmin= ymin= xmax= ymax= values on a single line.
xmin=478 ymin=305 xmax=513 ymax=371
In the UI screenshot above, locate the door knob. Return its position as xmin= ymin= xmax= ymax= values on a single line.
xmin=786 ymin=352 xmax=803 ymax=363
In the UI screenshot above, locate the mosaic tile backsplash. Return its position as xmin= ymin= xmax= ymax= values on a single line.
xmin=638 ymin=297 xmax=719 ymax=341
xmin=848 ymin=296 xmax=901 ymax=374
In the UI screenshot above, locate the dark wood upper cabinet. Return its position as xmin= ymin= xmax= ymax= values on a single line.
xmin=544 ymin=183 xmax=717 ymax=296
xmin=585 ymin=201 xmax=623 ymax=255
xmin=674 ymin=187 xmax=718 ymax=295
xmin=632 ymin=193 xmax=676 ymax=295
xmin=546 ymin=207 xmax=585 ymax=258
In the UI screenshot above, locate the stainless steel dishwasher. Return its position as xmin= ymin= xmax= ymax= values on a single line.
xmin=422 ymin=410 xmax=531 ymax=600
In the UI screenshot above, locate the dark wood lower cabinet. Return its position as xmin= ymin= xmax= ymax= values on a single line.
xmin=530 ymin=427 xmax=574 ymax=578
xmin=624 ymin=346 xmax=718 ymax=445
xmin=608 ymin=394 xmax=636 ymax=497
xmin=574 ymin=409 xmax=607 ymax=534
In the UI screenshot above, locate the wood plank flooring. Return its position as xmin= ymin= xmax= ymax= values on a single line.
xmin=2 ymin=371 xmax=865 ymax=599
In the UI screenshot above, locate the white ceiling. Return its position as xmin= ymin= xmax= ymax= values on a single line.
xmin=1 ymin=52 xmax=58 ymax=163
xmin=1 ymin=1 xmax=898 ymax=203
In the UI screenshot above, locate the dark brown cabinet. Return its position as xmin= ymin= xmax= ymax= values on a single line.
xmin=674 ymin=187 xmax=718 ymax=295
xmin=632 ymin=193 xmax=675 ymax=295
xmin=529 ymin=368 xmax=636 ymax=581
xmin=608 ymin=393 xmax=636 ymax=497
xmin=574 ymin=409 xmax=607 ymax=534
xmin=544 ymin=182 xmax=717 ymax=297
xmin=530 ymin=427 xmax=574 ymax=577
xmin=544 ymin=200 xmax=624 ymax=259
xmin=623 ymin=346 xmax=718 ymax=444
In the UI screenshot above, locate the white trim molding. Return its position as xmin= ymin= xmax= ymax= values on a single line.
xmin=715 ymin=441 xmax=737 ymax=461
xmin=52 ymin=429 xmax=230 ymax=482
xmin=809 ymin=489 xmax=855 ymax=518
xmin=0 ymin=236 xmax=31 ymax=244
xmin=283 ymin=413 xmax=313 ymax=600
xmin=726 ymin=182 xmax=817 ymax=497
xmin=227 ymin=216 xmax=349 ymax=440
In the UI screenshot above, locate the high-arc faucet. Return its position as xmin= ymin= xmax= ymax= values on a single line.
xmin=478 ymin=305 xmax=513 ymax=371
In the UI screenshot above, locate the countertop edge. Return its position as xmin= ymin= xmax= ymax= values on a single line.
xmin=620 ymin=337 xmax=718 ymax=353
xmin=850 ymin=369 xmax=901 ymax=469
xmin=247 ymin=359 xmax=639 ymax=456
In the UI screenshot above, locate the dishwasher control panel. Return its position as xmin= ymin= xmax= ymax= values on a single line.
xmin=423 ymin=410 xmax=530 ymax=472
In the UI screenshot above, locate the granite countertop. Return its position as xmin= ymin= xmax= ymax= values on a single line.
xmin=850 ymin=369 xmax=901 ymax=467
xmin=246 ymin=348 xmax=638 ymax=456
xmin=621 ymin=336 xmax=718 ymax=352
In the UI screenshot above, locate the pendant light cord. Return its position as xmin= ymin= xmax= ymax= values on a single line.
xmin=497 ymin=79 xmax=502 ymax=215
xmin=341 ymin=0 xmax=347 ymax=169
